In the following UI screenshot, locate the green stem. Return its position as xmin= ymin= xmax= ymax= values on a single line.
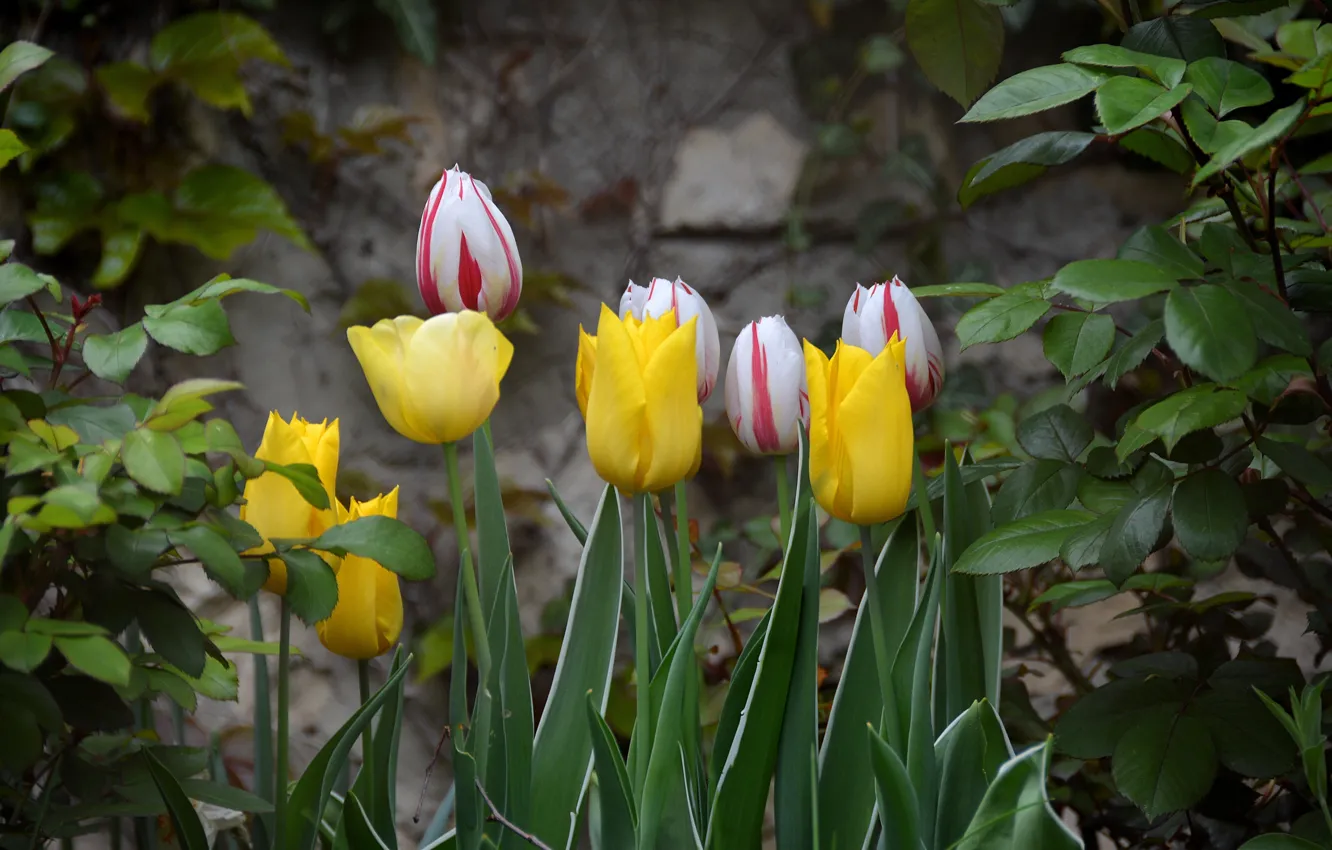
xmin=672 ymin=481 xmax=691 ymax=624
xmin=633 ymin=493 xmax=653 ymax=803
xmin=273 ymin=597 xmax=291 ymax=850
xmin=912 ymin=450 xmax=937 ymax=560
xmin=358 ymin=660 xmax=375 ymax=816
xmin=248 ymin=597 xmax=273 ymax=807
xmin=774 ymin=455 xmax=793 ymax=552
xmin=444 ymin=442 xmax=494 ymax=685
xmin=859 ymin=525 xmax=900 ymax=750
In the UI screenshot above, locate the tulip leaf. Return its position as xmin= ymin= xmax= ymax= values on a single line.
xmin=933 ymin=699 xmax=1013 ymax=849
xmin=122 ymin=427 xmax=186 ymax=495
xmin=868 ymin=727 xmax=922 ymax=850
xmin=311 ymin=515 xmax=434 ymax=581
xmin=529 ymin=485 xmax=624 ymax=849
xmin=144 ymin=749 xmax=211 ymax=850
xmin=544 ymin=478 xmax=588 ymax=545
xmin=283 ymin=653 xmax=413 ymax=850
xmin=818 ymin=520 xmax=919 ymax=850
xmin=343 ymin=792 xmax=393 ymax=850
xmin=277 ymin=548 xmax=338 ymax=624
xmin=336 ymin=647 xmax=408 ymax=848
xmin=587 ymin=695 xmax=637 ymax=848
xmin=952 ymin=740 xmax=1082 ymax=849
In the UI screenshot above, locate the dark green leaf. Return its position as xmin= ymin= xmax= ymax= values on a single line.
xmin=1043 ymin=312 xmax=1115 ymax=379
xmin=1165 ymin=284 xmax=1257 ymax=381
xmin=1029 ymin=578 xmax=1119 ymax=612
xmin=1112 ymin=706 xmax=1217 ymax=818
xmin=0 ymin=41 xmax=54 ymax=93
xmin=122 ymin=428 xmax=186 ymax=495
xmin=1095 ymin=77 xmax=1192 ymax=135
xmin=142 ymin=301 xmax=236 ymax=356
xmin=1059 ymin=513 xmax=1115 ymax=569
xmin=311 ymin=515 xmax=434 ymax=580
xmin=372 ymin=0 xmax=439 ymax=64
xmin=952 ymin=741 xmax=1081 ymax=849
xmin=1017 ymin=404 xmax=1093 ymax=463
xmin=1192 ymin=687 xmax=1296 ymax=778
xmin=342 ymin=793 xmax=392 ymax=850
xmin=1126 ymin=384 xmax=1248 ymax=453
xmin=969 ymin=131 xmax=1097 ymax=185
xmin=278 ymin=549 xmax=338 ymax=624
xmin=586 ymin=697 xmax=636 ymax=849
xmin=1100 ymin=485 xmax=1172 ymax=586
xmin=1118 ymin=225 xmax=1205 ymax=281
xmin=905 ymin=0 xmax=1004 ymax=108
xmin=47 ymin=402 xmax=137 ymax=443
xmin=1257 ymin=437 xmax=1332 ymax=489
xmin=1122 ymin=16 xmax=1226 ymax=62
xmin=1194 ymin=100 xmax=1305 ymax=186
xmin=958 ymin=158 xmax=1047 ymax=208
xmin=1063 ymin=44 xmax=1187 ymax=87
xmin=1055 ymin=677 xmax=1191 ymax=758
xmin=1185 ymin=57 xmax=1274 ymax=116
xmin=868 ymin=729 xmax=921 ymax=850
xmin=1180 ymin=97 xmax=1253 ymax=154
xmin=1111 ymin=651 xmax=1199 ymax=680
xmin=1173 ymin=470 xmax=1247 ymax=561
xmin=992 ymin=460 xmax=1081 ymax=525
xmin=955 ymin=288 xmax=1050 ymax=349
xmin=1238 ymin=836 xmax=1326 ymax=849
xmin=170 ymin=526 xmax=258 ymax=598
xmin=95 ymin=62 xmax=158 ymax=122
xmin=135 ymin=589 xmax=206 ymax=678
xmin=144 ymin=750 xmax=211 ymax=850
xmin=961 ymin=64 xmax=1107 ymax=123
xmin=1105 ymin=320 xmax=1165 ymax=389
xmin=1120 ymin=125 xmax=1195 ymax=173
xmin=82 ymin=324 xmax=150 ymax=384
xmin=1223 ymin=279 xmax=1312 ymax=356
xmin=1052 ymin=259 xmax=1178 ymax=304
xmin=953 ymin=509 xmax=1095 ymax=575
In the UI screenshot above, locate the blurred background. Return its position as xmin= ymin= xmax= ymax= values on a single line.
xmin=0 ymin=0 xmax=1199 ymax=842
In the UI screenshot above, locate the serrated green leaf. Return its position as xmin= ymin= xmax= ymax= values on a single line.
xmin=278 ymin=549 xmax=338 ymax=625
xmin=1063 ymin=44 xmax=1187 ymax=87
xmin=1118 ymin=225 xmax=1205 ymax=281
xmin=0 ymin=263 xmax=48 ymax=306
xmin=969 ymin=131 xmax=1097 ymax=186
xmin=311 ymin=515 xmax=434 ymax=580
xmin=1052 ymin=259 xmax=1178 ymax=304
xmin=905 ymin=0 xmax=1004 ymax=108
xmin=1104 ymin=320 xmax=1166 ymax=389
xmin=143 ymin=300 xmax=236 ymax=356
xmin=955 ymin=289 xmax=1050 ymax=349
xmin=961 ymin=64 xmax=1107 ymax=123
xmin=1122 ymin=16 xmax=1226 ymax=62
xmin=1043 ymin=312 xmax=1115 ymax=379
xmin=1112 ymin=706 xmax=1217 ymax=818
xmin=1193 ymin=100 xmax=1305 ymax=186
xmin=1173 ymin=470 xmax=1247 ymax=561
xmin=1165 ymin=284 xmax=1257 ymax=381
xmin=1017 ymin=404 xmax=1093 ymax=463
xmin=992 ymin=460 xmax=1081 ymax=525
xmin=1223 ymin=279 xmax=1312 ymax=356
xmin=1095 ymin=77 xmax=1192 ymax=135
xmin=1128 ymin=384 xmax=1248 ymax=452
xmin=1100 ymin=484 xmax=1172 ymax=586
xmin=953 ymin=510 xmax=1094 ymax=575
xmin=82 ymin=324 xmax=150 ymax=383
xmin=1257 ymin=437 xmax=1332 ymax=489
xmin=54 ymin=635 xmax=131 ymax=686
xmin=1185 ymin=56 xmax=1274 ymax=116
xmin=122 ymin=428 xmax=186 ymax=495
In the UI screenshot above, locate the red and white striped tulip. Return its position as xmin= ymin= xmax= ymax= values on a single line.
xmin=724 ymin=316 xmax=809 ymax=455
xmin=416 ymin=165 xmax=523 ymax=321
xmin=841 ymin=276 xmax=945 ymax=411
xmin=619 ymin=276 xmax=721 ymax=402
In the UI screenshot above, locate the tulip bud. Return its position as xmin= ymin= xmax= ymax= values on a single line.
xmin=841 ymin=276 xmax=945 ymax=411
xmin=724 ymin=317 xmax=809 ymax=455
xmin=619 ymin=277 xmax=721 ymax=402
xmin=316 ymin=487 xmax=404 ymax=661
xmin=416 ymin=165 xmax=523 ymax=321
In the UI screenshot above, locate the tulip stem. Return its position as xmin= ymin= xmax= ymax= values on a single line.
xmin=672 ymin=481 xmax=692 ymax=625
xmin=443 ymin=442 xmax=493 ymax=688
xmin=273 ymin=597 xmax=291 ymax=850
xmin=358 ymin=660 xmax=375 ymax=817
xmin=912 ymin=450 xmax=937 ymax=560
xmin=632 ymin=493 xmax=653 ymax=804
xmin=859 ymin=524 xmax=901 ymax=752
xmin=774 ymin=455 xmax=793 ymax=552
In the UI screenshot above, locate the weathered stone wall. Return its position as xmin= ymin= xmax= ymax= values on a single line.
xmin=95 ymin=0 xmax=1198 ymax=843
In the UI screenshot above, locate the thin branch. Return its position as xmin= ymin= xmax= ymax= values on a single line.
xmin=1266 ymin=156 xmax=1288 ymax=301
xmin=412 ymin=722 xmax=452 ymax=823
xmin=24 ymin=296 xmax=60 ymax=365
xmin=475 ymin=779 xmax=554 ymax=850
xmin=1283 ymin=150 xmax=1332 ymax=236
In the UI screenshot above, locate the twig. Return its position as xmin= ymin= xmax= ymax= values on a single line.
xmin=1283 ymin=151 xmax=1332 ymax=236
xmin=1266 ymin=156 xmax=1288 ymax=301
xmin=1008 ymin=604 xmax=1095 ymax=695
xmin=24 ymin=296 xmax=60 ymax=365
xmin=475 ymin=779 xmax=554 ymax=850
xmin=712 ymin=584 xmax=744 ymax=657
xmin=413 ymin=722 xmax=452 ymax=823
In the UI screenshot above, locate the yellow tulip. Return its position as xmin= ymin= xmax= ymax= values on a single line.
xmin=316 ymin=488 xmax=404 ymax=660
xmin=577 ymin=304 xmax=701 ymax=494
xmin=803 ymin=336 xmax=913 ymax=525
xmin=240 ymin=413 xmax=340 ymax=595
xmin=346 ymin=311 xmax=514 ymax=445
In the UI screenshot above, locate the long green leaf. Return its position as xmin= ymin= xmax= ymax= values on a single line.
xmin=952 ymin=739 xmax=1081 ymax=850
xmin=933 ymin=699 xmax=1013 ymax=849
xmin=282 ymin=654 xmax=412 ymax=850
xmin=892 ymin=543 xmax=945 ymax=850
xmin=335 ymin=648 xmax=408 ymax=849
xmin=774 ymin=450 xmax=820 ymax=850
xmin=545 ymin=479 xmax=589 ymax=545
xmin=144 ymin=750 xmax=209 ymax=850
xmin=451 ymin=566 xmax=482 ymax=850
xmin=483 ymin=558 xmax=535 ymax=849
xmin=587 ymin=696 xmax=637 ymax=848
xmin=706 ymin=500 xmax=814 ymax=849
xmin=867 ymin=729 xmax=923 ymax=850
xmin=344 ymin=792 xmax=393 ymax=849
xmin=529 ymin=485 xmax=624 ymax=850
xmin=941 ymin=450 xmax=993 ymax=728
xmin=708 ymin=611 xmax=769 ymax=795
xmin=643 ymin=502 xmax=678 ymax=668
xmin=817 ymin=521 xmax=919 ymax=850
xmin=639 ymin=548 xmax=724 ymax=849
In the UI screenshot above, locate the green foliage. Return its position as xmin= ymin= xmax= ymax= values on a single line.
xmin=950 ymin=4 xmax=1332 ymax=844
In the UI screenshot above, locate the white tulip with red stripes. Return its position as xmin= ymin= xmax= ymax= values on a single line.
xmin=416 ymin=165 xmax=523 ymax=321
xmin=841 ymin=276 xmax=945 ymax=412
xmin=619 ymin=276 xmax=721 ymax=403
xmin=724 ymin=316 xmax=809 ymax=455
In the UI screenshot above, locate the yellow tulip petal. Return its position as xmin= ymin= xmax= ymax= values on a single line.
xmin=636 ymin=312 xmax=678 ymax=361
xmin=586 ymin=304 xmax=648 ymax=493
xmin=295 ymin=419 xmax=340 ymax=536
xmin=375 ymin=562 xmax=404 ymax=651
xmin=838 ymin=340 xmax=913 ymax=524
xmin=347 ymin=321 xmax=431 ymax=443
xmin=803 ymin=342 xmax=838 ymax=522
xmin=640 ymin=317 xmax=700 ymax=492
xmin=242 ymin=412 xmax=324 ymax=595
xmin=575 ymin=326 xmax=597 ymax=419
xmin=403 ymin=312 xmax=504 ymax=443
xmin=316 ymin=554 xmax=381 ymax=659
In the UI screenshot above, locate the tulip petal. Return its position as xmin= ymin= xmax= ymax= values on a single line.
xmin=575 ymin=326 xmax=598 ymax=419
xmin=347 ymin=318 xmax=432 ymax=443
xmin=375 ymin=561 xmax=404 ymax=652
xmin=838 ymin=338 xmax=913 ymax=524
xmin=803 ymin=341 xmax=837 ymax=520
xmin=403 ymin=312 xmax=504 ymax=443
xmin=586 ymin=304 xmax=648 ymax=492
xmin=640 ymin=317 xmax=700 ymax=492
xmin=242 ymin=412 xmax=326 ymax=594
xmin=316 ymin=554 xmax=380 ymax=659
xmin=295 ymin=419 xmax=340 ymax=536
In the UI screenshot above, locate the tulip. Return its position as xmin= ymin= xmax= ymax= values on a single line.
xmin=841 ymin=276 xmax=945 ymax=411
xmin=240 ymin=413 xmax=340 ymax=595
xmin=620 ymin=277 xmax=720 ymax=402
xmin=803 ymin=336 xmax=914 ymax=525
xmin=724 ymin=316 xmax=809 ymax=455
xmin=416 ymin=165 xmax=523 ymax=321
xmin=347 ymin=311 xmax=513 ymax=445
xmin=577 ymin=303 xmax=701 ymax=493
xmin=316 ymin=487 xmax=404 ymax=660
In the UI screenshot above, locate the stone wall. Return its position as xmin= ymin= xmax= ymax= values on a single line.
xmin=93 ymin=0 xmax=1196 ymax=843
